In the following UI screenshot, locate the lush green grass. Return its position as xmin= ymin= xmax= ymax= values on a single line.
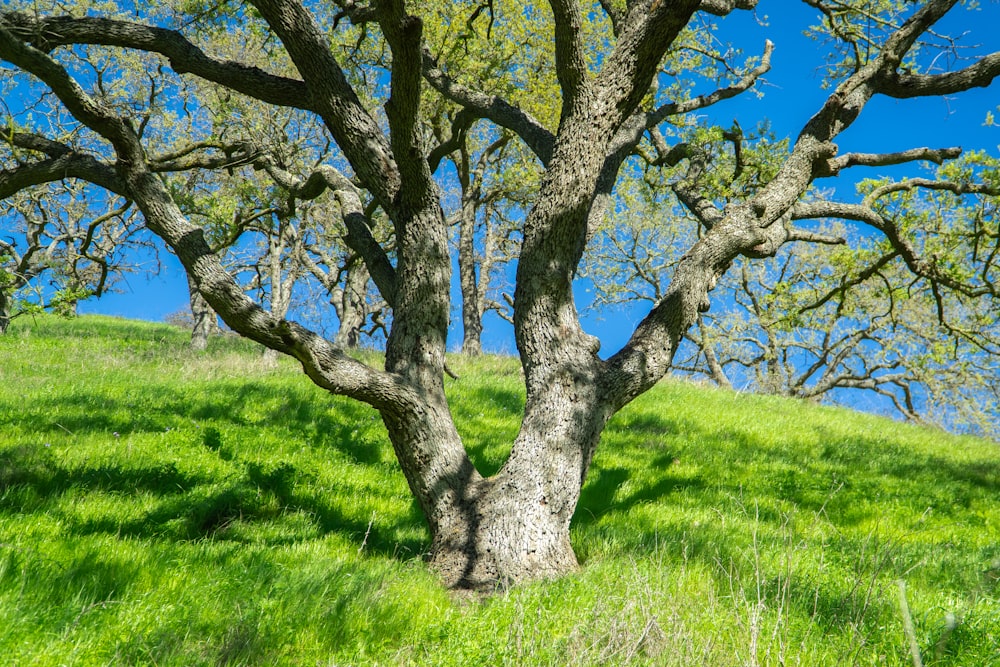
xmin=1 ymin=314 xmax=998 ymax=666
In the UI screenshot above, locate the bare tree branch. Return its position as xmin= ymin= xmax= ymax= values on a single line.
xmin=0 ymin=15 xmax=406 ymax=408
xmin=877 ymin=51 xmax=1000 ymax=98
xmin=824 ymin=146 xmax=962 ymax=175
xmin=247 ymin=0 xmax=401 ymax=212
xmin=255 ymin=157 xmax=398 ymax=306
xmin=421 ymin=48 xmax=556 ymax=165
xmin=645 ymin=40 xmax=773 ymax=127
xmin=699 ymin=0 xmax=759 ymax=15
xmin=0 ymin=12 xmax=311 ymax=109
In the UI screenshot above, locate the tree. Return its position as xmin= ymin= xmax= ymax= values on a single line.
xmin=1 ymin=0 xmax=998 ymax=589
xmin=584 ymin=129 xmax=1000 ymax=435
xmin=416 ymin=8 xmax=555 ymax=355
xmin=290 ymin=199 xmax=385 ymax=350
xmin=0 ymin=180 xmax=143 ymax=332
xmin=438 ymin=123 xmax=531 ymax=355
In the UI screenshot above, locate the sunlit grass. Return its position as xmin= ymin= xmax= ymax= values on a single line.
xmin=1 ymin=314 xmax=998 ymax=665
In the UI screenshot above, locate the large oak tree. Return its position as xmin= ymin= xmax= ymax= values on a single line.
xmin=2 ymin=0 xmax=998 ymax=589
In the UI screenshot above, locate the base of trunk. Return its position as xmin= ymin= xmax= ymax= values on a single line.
xmin=430 ymin=534 xmax=578 ymax=591
xmin=427 ymin=481 xmax=580 ymax=591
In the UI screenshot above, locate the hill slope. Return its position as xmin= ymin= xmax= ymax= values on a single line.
xmin=1 ymin=315 xmax=998 ymax=666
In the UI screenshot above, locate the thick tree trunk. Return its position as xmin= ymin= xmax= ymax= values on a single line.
xmin=403 ymin=396 xmax=606 ymax=590
xmin=420 ymin=7 xmax=706 ymax=588
xmin=428 ymin=473 xmax=581 ymax=589
xmin=393 ymin=324 xmax=608 ymax=588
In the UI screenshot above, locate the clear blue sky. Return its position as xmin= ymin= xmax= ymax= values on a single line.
xmin=78 ymin=3 xmax=1000 ymax=358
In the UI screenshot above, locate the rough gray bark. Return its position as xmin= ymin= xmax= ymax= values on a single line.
xmin=3 ymin=0 xmax=998 ymax=590
xmin=330 ymin=258 xmax=370 ymax=349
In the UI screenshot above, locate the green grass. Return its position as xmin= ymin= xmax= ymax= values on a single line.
xmin=1 ymin=314 xmax=998 ymax=666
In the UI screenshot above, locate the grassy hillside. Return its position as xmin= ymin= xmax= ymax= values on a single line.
xmin=1 ymin=315 xmax=998 ymax=666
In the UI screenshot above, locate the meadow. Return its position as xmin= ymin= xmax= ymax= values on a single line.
xmin=1 ymin=315 xmax=998 ymax=666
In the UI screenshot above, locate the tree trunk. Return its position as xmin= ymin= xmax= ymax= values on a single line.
xmin=386 ymin=389 xmax=606 ymax=590
xmin=458 ymin=187 xmax=482 ymax=356
xmin=187 ymin=274 xmax=219 ymax=351
xmin=391 ymin=273 xmax=608 ymax=589
xmin=428 ymin=473 xmax=582 ymax=589
xmin=0 ymin=291 xmax=10 ymax=334
xmin=332 ymin=258 xmax=369 ymax=349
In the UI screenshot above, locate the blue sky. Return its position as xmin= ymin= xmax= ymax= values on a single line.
xmin=76 ymin=2 xmax=1000 ymax=360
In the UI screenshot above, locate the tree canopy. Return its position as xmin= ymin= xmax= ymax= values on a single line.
xmin=1 ymin=0 xmax=998 ymax=589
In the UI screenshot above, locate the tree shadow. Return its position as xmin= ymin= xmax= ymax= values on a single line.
xmin=449 ymin=385 xmax=524 ymax=476
xmin=574 ymin=453 xmax=706 ymax=527
xmin=5 ymin=348 xmax=998 ymax=609
xmin=2 ymin=443 xmax=426 ymax=558
xmin=4 ymin=379 xmax=388 ymax=465
xmin=0 ymin=383 xmax=426 ymax=560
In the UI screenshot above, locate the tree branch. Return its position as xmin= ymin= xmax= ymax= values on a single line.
xmin=548 ymin=0 xmax=590 ymax=114
xmin=247 ymin=0 xmax=400 ymax=211
xmin=0 ymin=12 xmax=311 ymax=110
xmin=421 ymin=48 xmax=556 ymax=165
xmin=877 ymin=51 xmax=1000 ymax=98
xmin=375 ymin=0 xmax=433 ymax=206
xmin=427 ymin=109 xmax=475 ymax=173
xmin=0 ymin=151 xmax=125 ymax=198
xmin=150 ymin=142 xmax=260 ymax=172
xmin=823 ymin=146 xmax=962 ymax=176
xmin=255 ymin=157 xmax=398 ymax=306
xmin=793 ymin=172 xmax=1000 ymax=302
xmin=598 ymin=1 xmax=967 ymax=409
xmin=699 ymin=0 xmax=759 ymax=15
xmin=644 ymin=39 xmax=773 ymax=127
xmin=785 ymin=227 xmax=847 ymax=245
xmin=0 ymin=16 xmax=406 ymax=408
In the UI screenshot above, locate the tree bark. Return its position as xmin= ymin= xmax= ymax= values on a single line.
xmin=411 ymin=391 xmax=607 ymax=589
xmin=187 ymin=273 xmax=219 ymax=351
xmin=0 ymin=291 xmax=10 ymax=334
xmin=331 ymin=258 xmax=369 ymax=349
xmin=458 ymin=157 xmax=483 ymax=356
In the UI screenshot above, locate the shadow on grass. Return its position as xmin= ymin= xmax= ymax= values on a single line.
xmin=2 ymin=392 xmax=172 ymax=436
xmin=0 ymin=442 xmax=426 ymax=559
xmin=3 ymin=379 xmax=387 ymax=465
xmin=575 ymin=453 xmax=705 ymax=527
xmin=575 ymin=409 xmax=1000 ymax=586
xmin=0 ymin=446 xmax=198 ymax=495
xmin=4 ymin=362 xmax=998 ymax=588
xmin=0 ymin=381 xmax=426 ymax=559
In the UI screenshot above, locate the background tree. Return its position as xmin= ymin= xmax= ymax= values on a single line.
xmin=1 ymin=0 xmax=998 ymax=590
xmin=0 ymin=177 xmax=144 ymax=332
xmin=291 ymin=198 xmax=386 ymax=349
xmin=585 ymin=128 xmax=1000 ymax=436
xmin=435 ymin=122 xmax=532 ymax=354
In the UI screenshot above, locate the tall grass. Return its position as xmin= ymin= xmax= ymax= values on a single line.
xmin=1 ymin=315 xmax=998 ymax=665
